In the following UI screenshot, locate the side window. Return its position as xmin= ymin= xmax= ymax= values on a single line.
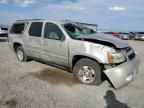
xmin=10 ymin=23 xmax=26 ymax=34
xmin=29 ymin=22 xmax=43 ymax=37
xmin=44 ymin=23 xmax=63 ymax=40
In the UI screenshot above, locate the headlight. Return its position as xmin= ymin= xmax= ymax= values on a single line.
xmin=107 ymin=52 xmax=126 ymax=64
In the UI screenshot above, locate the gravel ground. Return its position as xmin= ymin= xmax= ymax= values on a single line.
xmin=0 ymin=39 xmax=144 ymax=108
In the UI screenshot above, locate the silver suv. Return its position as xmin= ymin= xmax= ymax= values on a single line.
xmin=8 ymin=19 xmax=141 ymax=89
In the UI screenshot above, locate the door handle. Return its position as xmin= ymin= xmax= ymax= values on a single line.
xmin=43 ymin=43 xmax=48 ymax=45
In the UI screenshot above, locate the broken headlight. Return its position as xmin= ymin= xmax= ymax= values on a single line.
xmin=107 ymin=52 xmax=126 ymax=64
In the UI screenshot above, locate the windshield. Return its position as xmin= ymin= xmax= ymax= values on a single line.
xmin=63 ymin=23 xmax=95 ymax=38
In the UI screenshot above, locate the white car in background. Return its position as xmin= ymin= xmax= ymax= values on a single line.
xmin=134 ymin=32 xmax=144 ymax=40
xmin=120 ymin=33 xmax=131 ymax=40
xmin=0 ymin=26 xmax=8 ymax=37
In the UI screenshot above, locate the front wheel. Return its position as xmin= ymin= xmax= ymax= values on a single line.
xmin=73 ymin=58 xmax=102 ymax=85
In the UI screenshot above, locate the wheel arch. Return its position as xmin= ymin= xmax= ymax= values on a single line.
xmin=71 ymin=55 xmax=102 ymax=71
xmin=13 ymin=42 xmax=22 ymax=52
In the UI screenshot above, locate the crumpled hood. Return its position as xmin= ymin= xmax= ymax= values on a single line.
xmin=76 ymin=33 xmax=129 ymax=48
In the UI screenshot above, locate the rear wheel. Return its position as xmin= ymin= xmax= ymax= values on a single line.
xmin=73 ymin=58 xmax=102 ymax=85
xmin=16 ymin=46 xmax=28 ymax=62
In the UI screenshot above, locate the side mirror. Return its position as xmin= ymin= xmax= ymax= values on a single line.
xmin=21 ymin=30 xmax=24 ymax=34
xmin=61 ymin=35 xmax=66 ymax=42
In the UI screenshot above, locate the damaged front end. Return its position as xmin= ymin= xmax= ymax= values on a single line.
xmin=76 ymin=33 xmax=141 ymax=89
xmin=103 ymin=47 xmax=141 ymax=89
xmin=98 ymin=44 xmax=141 ymax=89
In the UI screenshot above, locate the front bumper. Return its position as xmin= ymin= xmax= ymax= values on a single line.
xmin=104 ymin=54 xmax=141 ymax=89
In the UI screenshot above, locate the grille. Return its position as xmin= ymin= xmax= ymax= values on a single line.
xmin=128 ymin=52 xmax=135 ymax=60
xmin=123 ymin=47 xmax=136 ymax=61
xmin=125 ymin=47 xmax=131 ymax=53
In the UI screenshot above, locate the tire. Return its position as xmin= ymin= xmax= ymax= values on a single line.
xmin=16 ymin=46 xmax=28 ymax=62
xmin=73 ymin=58 xmax=102 ymax=85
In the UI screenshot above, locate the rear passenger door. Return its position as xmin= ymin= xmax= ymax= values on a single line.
xmin=24 ymin=22 xmax=43 ymax=59
xmin=42 ymin=22 xmax=68 ymax=67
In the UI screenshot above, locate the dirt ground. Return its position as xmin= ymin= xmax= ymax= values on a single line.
xmin=0 ymin=39 xmax=144 ymax=108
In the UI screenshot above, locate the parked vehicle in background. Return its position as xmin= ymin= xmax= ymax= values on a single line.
xmin=119 ymin=33 xmax=131 ymax=40
xmin=103 ymin=32 xmax=120 ymax=38
xmin=8 ymin=19 xmax=141 ymax=89
xmin=112 ymin=33 xmax=121 ymax=38
xmin=129 ymin=32 xmax=136 ymax=39
xmin=134 ymin=32 xmax=144 ymax=40
xmin=0 ymin=26 xmax=8 ymax=37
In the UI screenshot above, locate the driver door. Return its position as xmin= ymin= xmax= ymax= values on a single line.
xmin=42 ymin=22 xmax=68 ymax=67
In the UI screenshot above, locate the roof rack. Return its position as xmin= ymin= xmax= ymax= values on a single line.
xmin=16 ymin=19 xmax=46 ymax=21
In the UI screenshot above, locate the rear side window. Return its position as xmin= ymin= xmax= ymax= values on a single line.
xmin=29 ymin=22 xmax=43 ymax=37
xmin=10 ymin=23 xmax=25 ymax=34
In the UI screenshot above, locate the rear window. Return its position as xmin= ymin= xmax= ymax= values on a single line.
xmin=10 ymin=23 xmax=26 ymax=34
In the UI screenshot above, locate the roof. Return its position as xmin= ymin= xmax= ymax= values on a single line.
xmin=16 ymin=19 xmax=46 ymax=22
xmin=15 ymin=19 xmax=97 ymax=26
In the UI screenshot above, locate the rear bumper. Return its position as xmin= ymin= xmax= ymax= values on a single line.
xmin=104 ymin=54 xmax=141 ymax=89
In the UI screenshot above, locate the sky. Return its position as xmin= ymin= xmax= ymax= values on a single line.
xmin=0 ymin=0 xmax=144 ymax=31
